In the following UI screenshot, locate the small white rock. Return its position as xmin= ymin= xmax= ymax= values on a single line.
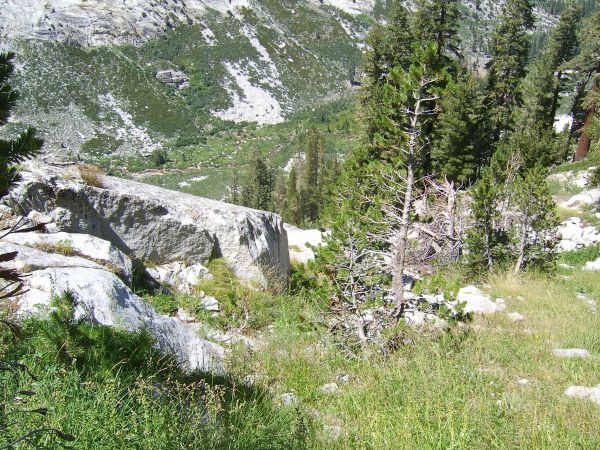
xmin=583 ymin=258 xmax=600 ymax=272
xmin=319 ymin=383 xmax=339 ymax=394
xmin=517 ymin=379 xmax=530 ymax=386
xmin=565 ymin=385 xmax=600 ymax=406
xmin=553 ymin=348 xmax=591 ymax=358
xmin=336 ymin=374 xmax=351 ymax=384
xmin=507 ymin=312 xmax=525 ymax=322
xmin=176 ymin=308 xmax=195 ymax=323
xmin=279 ymin=393 xmax=299 ymax=406
xmin=200 ymin=295 xmax=219 ymax=312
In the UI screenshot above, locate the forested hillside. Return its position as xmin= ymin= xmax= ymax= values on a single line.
xmin=0 ymin=0 xmax=595 ymax=200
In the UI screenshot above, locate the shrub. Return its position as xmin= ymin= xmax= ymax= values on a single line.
xmin=151 ymin=148 xmax=168 ymax=166
xmin=78 ymin=164 xmax=105 ymax=188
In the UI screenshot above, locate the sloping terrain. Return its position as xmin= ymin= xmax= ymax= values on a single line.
xmin=0 ymin=0 xmax=587 ymax=199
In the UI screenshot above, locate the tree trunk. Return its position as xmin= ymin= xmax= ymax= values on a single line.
xmin=514 ymin=219 xmax=529 ymax=274
xmin=550 ymin=70 xmax=562 ymax=127
xmin=391 ymin=157 xmax=414 ymax=317
xmin=392 ymin=99 xmax=420 ymax=318
xmin=446 ymin=181 xmax=458 ymax=260
xmin=574 ymin=65 xmax=599 ymax=161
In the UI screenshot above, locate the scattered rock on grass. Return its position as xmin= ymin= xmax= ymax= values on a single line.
xmin=557 ymin=217 xmax=600 ymax=252
xmin=517 ymin=379 xmax=530 ymax=386
xmin=583 ymin=258 xmax=600 ymax=272
xmin=565 ymin=385 xmax=600 ymax=406
xmin=456 ymin=286 xmax=505 ymax=315
xmin=323 ymin=425 xmax=342 ymax=440
xmin=562 ymin=188 xmax=600 ymax=209
xmin=336 ymin=374 xmax=351 ymax=384
xmin=199 ymin=293 xmax=219 ymax=312
xmin=279 ymin=393 xmax=299 ymax=406
xmin=553 ymin=348 xmax=591 ymax=358
xmin=577 ymin=293 xmax=597 ymax=312
xmin=507 ymin=312 xmax=525 ymax=322
xmin=319 ymin=383 xmax=339 ymax=394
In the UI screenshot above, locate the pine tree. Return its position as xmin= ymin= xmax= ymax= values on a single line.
xmin=299 ymin=128 xmax=325 ymax=223
xmin=0 ymin=52 xmax=43 ymax=196
xmin=571 ymin=9 xmax=600 ymax=160
xmin=547 ymin=5 xmax=581 ymax=124
xmin=485 ymin=0 xmax=535 ymax=142
xmin=360 ymin=0 xmax=414 ymax=163
xmin=431 ymin=71 xmax=487 ymax=184
xmin=512 ymin=166 xmax=559 ymax=273
xmin=370 ymin=43 xmax=450 ymax=311
xmin=228 ymin=164 xmax=241 ymax=204
xmin=495 ymin=125 xmax=561 ymax=172
xmin=412 ymin=0 xmax=462 ymax=60
xmin=240 ymin=150 xmax=273 ymax=211
xmin=466 ymin=168 xmax=503 ymax=270
xmin=284 ymin=166 xmax=301 ymax=225
xmin=515 ymin=52 xmax=557 ymax=130
xmin=382 ymin=0 xmax=414 ymax=72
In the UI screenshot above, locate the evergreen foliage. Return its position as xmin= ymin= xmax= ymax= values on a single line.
xmin=0 ymin=52 xmax=42 ymax=196
xmin=412 ymin=0 xmax=462 ymax=60
xmin=240 ymin=150 xmax=273 ymax=211
xmin=430 ymin=71 xmax=487 ymax=184
xmin=485 ymin=0 xmax=535 ymax=141
xmin=516 ymin=52 xmax=559 ymax=131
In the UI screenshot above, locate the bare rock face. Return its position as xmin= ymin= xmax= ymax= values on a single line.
xmin=0 ymin=0 xmax=208 ymax=47
xmin=2 ymin=231 xmax=133 ymax=285
xmin=4 ymin=163 xmax=290 ymax=288
xmin=1 ymin=240 xmax=225 ymax=373
xmin=156 ymin=69 xmax=190 ymax=89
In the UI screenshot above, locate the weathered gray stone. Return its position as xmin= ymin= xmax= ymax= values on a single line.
xmin=563 ymin=188 xmax=600 ymax=209
xmin=156 ymin=69 xmax=189 ymax=88
xmin=5 ymin=163 xmax=289 ymax=288
xmin=2 ymin=231 xmax=132 ymax=285
xmin=146 ymin=262 xmax=211 ymax=293
xmin=456 ymin=286 xmax=505 ymax=315
xmin=565 ymin=385 xmax=600 ymax=406
xmin=557 ymin=217 xmax=600 ymax=252
xmin=9 ymin=242 xmax=224 ymax=372
xmin=553 ymin=348 xmax=591 ymax=358
xmin=319 ymin=383 xmax=339 ymax=394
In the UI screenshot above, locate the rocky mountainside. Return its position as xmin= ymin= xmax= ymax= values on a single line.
xmin=0 ymin=0 xmax=579 ymax=199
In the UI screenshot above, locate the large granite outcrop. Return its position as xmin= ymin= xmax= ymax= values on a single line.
xmin=4 ymin=163 xmax=289 ymax=288
xmin=0 ymin=238 xmax=225 ymax=373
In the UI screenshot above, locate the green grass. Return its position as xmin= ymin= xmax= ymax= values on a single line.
xmin=0 ymin=294 xmax=312 ymax=449
xmin=4 ymin=259 xmax=600 ymax=448
xmin=248 ymin=269 xmax=600 ymax=448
